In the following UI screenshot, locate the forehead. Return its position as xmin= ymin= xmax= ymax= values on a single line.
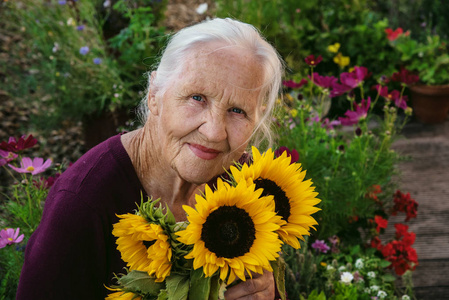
xmin=177 ymin=43 xmax=265 ymax=92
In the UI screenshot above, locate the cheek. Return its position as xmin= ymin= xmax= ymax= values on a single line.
xmin=228 ymin=120 xmax=255 ymax=150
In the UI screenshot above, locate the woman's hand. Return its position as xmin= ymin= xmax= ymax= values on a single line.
xmin=224 ymin=270 xmax=275 ymax=300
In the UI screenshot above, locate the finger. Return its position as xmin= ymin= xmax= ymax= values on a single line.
xmin=224 ymin=270 xmax=274 ymax=300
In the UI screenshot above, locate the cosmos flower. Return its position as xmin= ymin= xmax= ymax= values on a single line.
xmin=177 ymin=179 xmax=283 ymax=284
xmin=304 ymin=54 xmax=323 ymax=66
xmin=230 ymin=147 xmax=321 ymax=249
xmin=0 ymin=228 xmax=25 ymax=248
xmin=338 ymin=97 xmax=371 ymax=126
xmin=8 ymin=157 xmax=52 ymax=175
xmin=0 ymin=134 xmax=37 ymax=152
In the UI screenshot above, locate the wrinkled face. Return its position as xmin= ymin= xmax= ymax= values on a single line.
xmin=149 ymin=43 xmax=264 ymax=184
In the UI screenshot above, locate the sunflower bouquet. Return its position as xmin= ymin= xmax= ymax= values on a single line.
xmin=107 ymin=147 xmax=321 ymax=300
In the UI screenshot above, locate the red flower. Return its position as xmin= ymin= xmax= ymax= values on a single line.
xmin=283 ymin=79 xmax=308 ymax=89
xmin=274 ymin=146 xmax=299 ymax=164
xmin=0 ymin=134 xmax=38 ymax=153
xmin=366 ymin=184 xmax=382 ymax=202
xmin=370 ymin=236 xmax=383 ymax=250
xmin=305 ymin=54 xmax=322 ymax=66
xmin=385 ymin=28 xmax=404 ymax=41
xmin=391 ymin=68 xmax=420 ymax=85
xmin=374 ymin=215 xmax=388 ymax=233
xmin=392 ymin=190 xmax=418 ymax=221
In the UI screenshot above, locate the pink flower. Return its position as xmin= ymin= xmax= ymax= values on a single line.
xmin=0 ymin=134 xmax=38 ymax=153
xmin=283 ymin=79 xmax=308 ymax=89
xmin=310 ymin=73 xmax=338 ymax=89
xmin=0 ymin=149 xmax=18 ymax=167
xmin=0 ymin=228 xmax=25 ymax=248
xmin=340 ymin=66 xmax=369 ymax=89
xmin=311 ymin=239 xmax=330 ymax=253
xmin=304 ymin=54 xmax=323 ymax=66
xmin=330 ymin=83 xmax=352 ymax=98
xmin=338 ymin=97 xmax=371 ymax=126
xmin=8 ymin=157 xmax=52 ymax=175
xmin=321 ymin=118 xmax=341 ymax=130
xmin=274 ymin=146 xmax=299 ymax=164
xmin=375 ymin=85 xmax=408 ymax=109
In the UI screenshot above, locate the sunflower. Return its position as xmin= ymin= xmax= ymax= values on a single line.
xmin=176 ymin=179 xmax=283 ymax=284
xmin=105 ymin=288 xmax=142 ymax=300
xmin=230 ymin=146 xmax=321 ymax=249
xmin=112 ymin=214 xmax=172 ymax=282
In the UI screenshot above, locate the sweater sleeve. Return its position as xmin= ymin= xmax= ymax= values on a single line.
xmin=17 ymin=190 xmax=111 ymax=299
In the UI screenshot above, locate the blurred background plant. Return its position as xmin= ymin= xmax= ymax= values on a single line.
xmin=0 ymin=134 xmax=67 ymax=298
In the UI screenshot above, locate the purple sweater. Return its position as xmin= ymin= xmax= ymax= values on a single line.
xmin=17 ymin=134 xmax=145 ymax=299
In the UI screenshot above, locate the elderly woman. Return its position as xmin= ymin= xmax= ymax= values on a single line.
xmin=17 ymin=18 xmax=284 ymax=299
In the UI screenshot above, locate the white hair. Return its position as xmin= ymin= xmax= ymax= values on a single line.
xmin=138 ymin=17 xmax=284 ymax=149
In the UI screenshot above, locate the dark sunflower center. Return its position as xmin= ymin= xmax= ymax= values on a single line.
xmin=143 ymin=240 xmax=156 ymax=249
xmin=201 ymin=206 xmax=256 ymax=258
xmin=255 ymin=178 xmax=291 ymax=221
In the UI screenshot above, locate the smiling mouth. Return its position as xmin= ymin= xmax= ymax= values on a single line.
xmin=188 ymin=143 xmax=221 ymax=160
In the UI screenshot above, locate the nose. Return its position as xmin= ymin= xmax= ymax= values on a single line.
xmin=198 ymin=111 xmax=227 ymax=142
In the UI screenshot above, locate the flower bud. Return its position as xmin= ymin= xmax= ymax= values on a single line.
xmin=405 ymin=107 xmax=413 ymax=116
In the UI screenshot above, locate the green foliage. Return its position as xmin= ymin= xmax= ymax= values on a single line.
xmin=2 ymin=0 xmax=167 ymax=131
xmin=392 ymin=34 xmax=449 ymax=85
xmin=214 ymin=0 xmax=399 ymax=79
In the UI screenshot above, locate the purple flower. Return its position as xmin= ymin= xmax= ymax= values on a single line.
xmin=330 ymin=83 xmax=353 ymax=98
xmin=8 ymin=157 xmax=52 ymax=175
xmin=283 ymin=79 xmax=308 ymax=89
xmin=93 ymin=57 xmax=102 ymax=65
xmin=0 ymin=149 xmax=18 ymax=167
xmin=274 ymin=146 xmax=299 ymax=164
xmin=321 ymin=118 xmax=341 ymax=130
xmin=311 ymin=240 xmax=330 ymax=253
xmin=79 ymin=46 xmax=89 ymax=55
xmin=338 ymin=97 xmax=371 ymax=126
xmin=340 ymin=66 xmax=369 ymax=89
xmin=76 ymin=25 xmax=85 ymax=31
xmin=58 ymin=0 xmax=67 ymax=5
xmin=310 ymin=73 xmax=338 ymax=89
xmin=0 ymin=228 xmax=25 ymax=248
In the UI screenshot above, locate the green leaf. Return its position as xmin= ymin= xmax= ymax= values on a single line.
xmin=271 ymin=258 xmax=287 ymax=300
xmin=188 ymin=267 xmax=211 ymax=300
xmin=382 ymin=273 xmax=397 ymax=282
xmin=118 ymin=270 xmax=164 ymax=295
xmin=208 ymin=274 xmax=221 ymax=300
xmin=166 ymin=274 xmax=190 ymax=300
xmin=157 ymin=289 xmax=168 ymax=300
xmin=379 ymin=260 xmax=391 ymax=268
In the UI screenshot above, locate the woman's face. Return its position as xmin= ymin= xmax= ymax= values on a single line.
xmin=149 ymin=44 xmax=265 ymax=184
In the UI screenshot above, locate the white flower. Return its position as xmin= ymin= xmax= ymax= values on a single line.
xmin=370 ymin=285 xmax=380 ymax=292
xmin=338 ymin=265 xmax=346 ymax=272
xmin=367 ymin=271 xmax=376 ymax=278
xmin=52 ymin=42 xmax=60 ymax=53
xmin=355 ymin=258 xmax=364 ymax=269
xmin=402 ymin=296 xmax=411 ymax=300
xmin=364 ymin=288 xmax=371 ymax=294
xmin=326 ymin=265 xmax=335 ymax=271
xmin=196 ymin=3 xmax=208 ymax=14
xmin=103 ymin=0 xmax=111 ymax=8
xmin=114 ymin=93 xmax=120 ymax=98
xmin=378 ymin=291 xmax=387 ymax=299
xmin=340 ymin=272 xmax=354 ymax=284
xmin=67 ymin=18 xmax=75 ymax=26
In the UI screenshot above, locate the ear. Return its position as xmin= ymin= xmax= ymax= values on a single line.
xmin=147 ymin=71 xmax=159 ymax=116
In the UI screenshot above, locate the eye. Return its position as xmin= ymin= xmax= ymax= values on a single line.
xmin=230 ymin=107 xmax=246 ymax=115
xmin=192 ymin=95 xmax=204 ymax=102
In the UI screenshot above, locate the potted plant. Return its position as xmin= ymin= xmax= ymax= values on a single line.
xmin=389 ymin=29 xmax=449 ymax=123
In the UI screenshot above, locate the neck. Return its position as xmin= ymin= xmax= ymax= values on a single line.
xmin=121 ymin=125 xmax=202 ymax=221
